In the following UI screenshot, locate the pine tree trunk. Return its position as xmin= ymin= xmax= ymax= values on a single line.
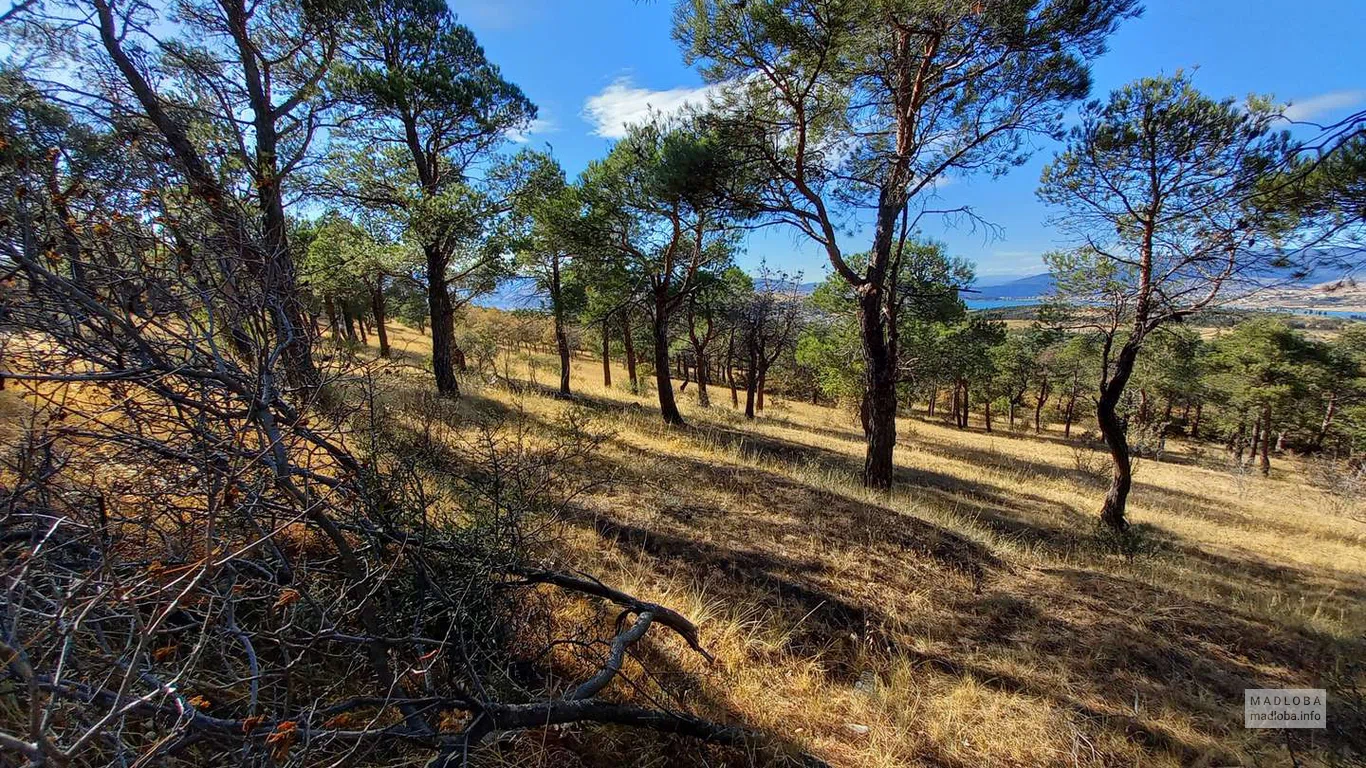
xmin=725 ymin=328 xmax=738 ymax=408
xmin=652 ymin=296 xmax=683 ymax=425
xmin=1097 ymin=340 xmax=1140 ymax=533
xmin=1034 ymin=382 xmax=1049 ymax=433
xmin=600 ymin=319 xmax=612 ymax=387
xmin=425 ymin=244 xmax=459 ymax=396
xmin=1315 ymin=391 xmax=1337 ymax=449
xmin=855 ymin=289 xmax=896 ymax=490
xmin=692 ymin=343 xmax=710 ymax=407
xmin=622 ymin=311 xmax=638 ymax=391
xmin=550 ymin=255 xmax=570 ymax=397
xmin=984 ymin=399 xmax=993 ymax=433
xmin=325 ymin=295 xmax=340 ymax=343
xmin=1191 ymin=402 xmax=1203 ymax=439
xmin=1064 ymin=390 xmax=1077 ymax=437
xmin=744 ymin=348 xmax=758 ymax=420
xmin=370 ymin=279 xmax=390 ymax=358
xmin=342 ymin=306 xmax=357 ymax=343
xmin=1259 ymin=406 xmax=1272 ymax=476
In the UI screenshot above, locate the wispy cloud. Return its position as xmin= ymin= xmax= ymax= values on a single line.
xmin=1283 ymin=90 xmax=1366 ymax=122
xmin=508 ymin=117 xmax=558 ymax=144
xmin=581 ymin=76 xmax=720 ymax=138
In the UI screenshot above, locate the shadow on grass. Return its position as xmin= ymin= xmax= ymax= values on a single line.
xmin=382 ymin=370 xmax=1366 ymax=766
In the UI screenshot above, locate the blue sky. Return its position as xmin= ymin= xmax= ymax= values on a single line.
xmin=452 ymin=0 xmax=1366 ymax=284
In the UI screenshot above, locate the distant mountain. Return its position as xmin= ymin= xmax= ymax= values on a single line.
xmin=473 ymin=275 xmax=819 ymax=310
xmin=974 ymin=272 xmax=1054 ymax=299
xmin=972 ymin=248 xmax=1361 ymax=301
xmin=474 ymin=277 xmax=546 ymax=311
xmin=476 ymin=249 xmax=1358 ymax=310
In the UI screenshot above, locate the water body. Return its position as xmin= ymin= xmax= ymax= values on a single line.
xmin=966 ymin=297 xmax=1365 ymax=319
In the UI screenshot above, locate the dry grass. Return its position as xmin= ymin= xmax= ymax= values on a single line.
xmin=13 ymin=320 xmax=1366 ymax=767
xmin=367 ymin=320 xmax=1366 ymax=767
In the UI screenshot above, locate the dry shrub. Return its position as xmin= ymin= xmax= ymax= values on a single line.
xmin=1304 ymin=454 xmax=1366 ymax=521
xmin=0 ymin=213 xmax=758 ymax=768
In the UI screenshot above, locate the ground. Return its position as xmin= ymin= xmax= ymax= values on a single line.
xmin=360 ymin=320 xmax=1366 ymax=768
xmin=10 ymin=319 xmax=1363 ymax=768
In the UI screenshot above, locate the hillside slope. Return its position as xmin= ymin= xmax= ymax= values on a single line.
xmin=344 ymin=323 xmax=1364 ymax=766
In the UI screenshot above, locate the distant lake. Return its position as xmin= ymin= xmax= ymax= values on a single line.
xmin=965 ymin=297 xmax=1365 ymax=319
xmin=966 ymin=298 xmax=1040 ymax=310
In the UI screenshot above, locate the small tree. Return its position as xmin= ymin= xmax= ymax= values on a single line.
xmin=736 ymin=270 xmax=804 ymax=419
xmin=333 ymin=0 xmax=534 ymax=394
xmin=1038 ymin=73 xmax=1290 ymax=531
xmin=685 ymin=266 xmax=750 ymax=407
xmin=676 ymin=0 xmax=1138 ymax=488
xmin=1207 ymin=319 xmax=1319 ymax=475
xmin=504 ymin=150 xmax=585 ymax=397
xmin=574 ymin=118 xmax=742 ymax=425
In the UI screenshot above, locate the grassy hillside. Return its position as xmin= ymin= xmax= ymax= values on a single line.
xmin=349 ymin=320 xmax=1366 ymax=768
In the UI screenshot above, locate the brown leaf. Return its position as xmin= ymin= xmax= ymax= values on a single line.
xmin=273 ymin=588 xmax=301 ymax=611
xmin=266 ymin=720 xmax=298 ymax=761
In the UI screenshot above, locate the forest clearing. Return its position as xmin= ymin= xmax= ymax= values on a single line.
xmin=262 ymin=319 xmax=1364 ymax=768
xmin=3 ymin=0 xmax=1365 ymax=765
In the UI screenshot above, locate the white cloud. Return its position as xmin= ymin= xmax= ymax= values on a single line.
xmin=581 ymin=76 xmax=721 ymax=139
xmin=1283 ymin=90 xmax=1366 ymax=122
xmin=507 ymin=117 xmax=558 ymax=144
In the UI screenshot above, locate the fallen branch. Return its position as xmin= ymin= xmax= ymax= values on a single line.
xmin=515 ymin=569 xmax=715 ymax=663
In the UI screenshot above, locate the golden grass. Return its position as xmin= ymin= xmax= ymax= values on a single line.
xmin=351 ymin=320 xmax=1366 ymax=767
xmin=13 ymin=319 xmax=1365 ymax=767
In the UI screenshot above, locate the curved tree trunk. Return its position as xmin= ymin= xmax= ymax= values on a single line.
xmin=651 ymin=298 xmax=683 ymax=425
xmin=1096 ymin=340 xmax=1141 ymax=533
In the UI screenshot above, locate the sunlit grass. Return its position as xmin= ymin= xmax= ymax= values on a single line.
xmin=340 ymin=317 xmax=1364 ymax=767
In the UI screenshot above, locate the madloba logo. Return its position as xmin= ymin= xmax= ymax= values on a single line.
xmin=1244 ymin=689 xmax=1326 ymax=729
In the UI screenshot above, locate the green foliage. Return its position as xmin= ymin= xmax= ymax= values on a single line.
xmin=796 ymin=241 xmax=975 ymax=405
xmin=574 ymin=116 xmax=744 ymax=314
xmin=1039 ymin=72 xmax=1292 ymax=329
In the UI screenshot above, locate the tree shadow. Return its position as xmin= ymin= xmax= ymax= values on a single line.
xmin=558 ymin=427 xmax=1365 ymax=766
xmin=379 ymin=370 xmax=1366 ymax=766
